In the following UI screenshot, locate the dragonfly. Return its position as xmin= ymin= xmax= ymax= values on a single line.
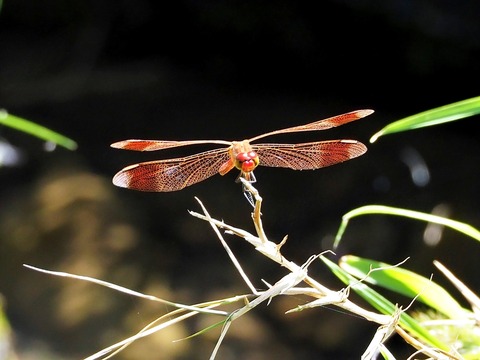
xmin=111 ymin=109 xmax=373 ymax=203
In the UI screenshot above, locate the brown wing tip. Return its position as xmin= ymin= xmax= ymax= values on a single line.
xmin=112 ymin=171 xmax=129 ymax=188
xmin=357 ymin=142 xmax=368 ymax=156
xmin=112 ymin=163 xmax=140 ymax=188
xmin=355 ymin=109 xmax=374 ymax=118
xmin=111 ymin=140 xmax=129 ymax=149
xmin=111 ymin=140 xmax=149 ymax=150
xmin=339 ymin=139 xmax=368 ymax=158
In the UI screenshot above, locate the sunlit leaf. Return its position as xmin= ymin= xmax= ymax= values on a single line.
xmin=0 ymin=110 xmax=77 ymax=150
xmin=370 ymin=95 xmax=480 ymax=143
xmin=334 ymin=205 xmax=480 ymax=249
xmin=340 ymin=255 xmax=470 ymax=319
xmin=321 ymin=256 xmax=449 ymax=351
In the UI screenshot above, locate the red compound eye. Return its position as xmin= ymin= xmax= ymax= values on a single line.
xmin=247 ymin=151 xmax=256 ymax=159
xmin=241 ymin=159 xmax=257 ymax=172
xmin=236 ymin=152 xmax=250 ymax=162
xmin=236 ymin=151 xmax=258 ymax=162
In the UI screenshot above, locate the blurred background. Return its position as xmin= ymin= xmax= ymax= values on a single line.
xmin=0 ymin=1 xmax=479 ymax=359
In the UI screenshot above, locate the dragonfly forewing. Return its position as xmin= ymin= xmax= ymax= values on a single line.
xmin=249 ymin=109 xmax=373 ymax=142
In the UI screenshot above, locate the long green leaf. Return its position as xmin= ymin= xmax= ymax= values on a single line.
xmin=340 ymin=255 xmax=469 ymax=319
xmin=321 ymin=256 xmax=449 ymax=350
xmin=370 ymin=95 xmax=480 ymax=143
xmin=334 ymin=205 xmax=480 ymax=249
xmin=0 ymin=110 xmax=77 ymax=150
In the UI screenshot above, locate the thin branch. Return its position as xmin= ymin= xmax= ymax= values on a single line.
xmin=24 ymin=264 xmax=227 ymax=316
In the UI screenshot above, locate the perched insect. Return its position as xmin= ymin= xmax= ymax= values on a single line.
xmin=111 ymin=109 xmax=372 ymax=201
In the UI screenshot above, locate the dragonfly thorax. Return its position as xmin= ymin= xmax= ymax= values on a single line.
xmin=231 ymin=140 xmax=260 ymax=173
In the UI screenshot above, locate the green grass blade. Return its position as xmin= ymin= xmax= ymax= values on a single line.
xmin=370 ymin=95 xmax=480 ymax=143
xmin=0 ymin=110 xmax=78 ymax=150
xmin=379 ymin=346 xmax=396 ymax=360
xmin=334 ymin=205 xmax=480 ymax=249
xmin=321 ymin=256 xmax=449 ymax=350
xmin=340 ymin=255 xmax=469 ymax=319
xmin=181 ymin=319 xmax=226 ymax=340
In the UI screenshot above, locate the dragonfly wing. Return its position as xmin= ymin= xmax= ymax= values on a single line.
xmin=249 ymin=109 xmax=373 ymax=142
xmin=113 ymin=148 xmax=232 ymax=191
xmin=253 ymin=140 xmax=367 ymax=170
xmin=111 ymin=139 xmax=231 ymax=151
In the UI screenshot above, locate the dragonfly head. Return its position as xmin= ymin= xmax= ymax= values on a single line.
xmin=235 ymin=150 xmax=259 ymax=173
xmin=231 ymin=140 xmax=260 ymax=173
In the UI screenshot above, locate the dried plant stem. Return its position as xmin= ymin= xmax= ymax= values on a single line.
xmin=24 ymin=177 xmax=448 ymax=359
xmin=190 ymin=179 xmax=389 ymax=326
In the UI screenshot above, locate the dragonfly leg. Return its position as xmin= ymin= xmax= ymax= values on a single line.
xmin=243 ymin=187 xmax=255 ymax=207
xmin=237 ymin=172 xmax=257 ymax=207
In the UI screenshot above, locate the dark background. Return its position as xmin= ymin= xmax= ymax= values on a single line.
xmin=0 ymin=1 xmax=479 ymax=359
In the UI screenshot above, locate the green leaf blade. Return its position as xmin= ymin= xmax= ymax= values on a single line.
xmin=334 ymin=205 xmax=480 ymax=249
xmin=370 ymin=95 xmax=480 ymax=143
xmin=321 ymin=256 xmax=450 ymax=351
xmin=340 ymin=255 xmax=470 ymax=319
xmin=0 ymin=110 xmax=78 ymax=150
